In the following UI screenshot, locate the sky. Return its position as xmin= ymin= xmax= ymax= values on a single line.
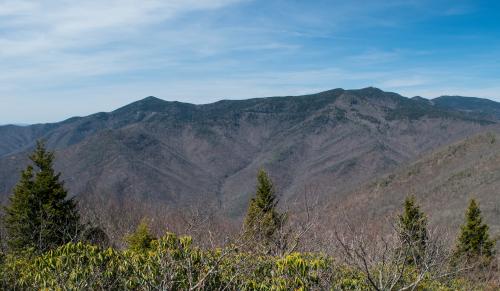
xmin=1 ymin=0 xmax=500 ymax=124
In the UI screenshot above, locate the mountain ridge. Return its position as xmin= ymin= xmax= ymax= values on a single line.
xmin=0 ymin=87 xmax=498 ymax=225
xmin=5 ymin=87 xmax=500 ymax=127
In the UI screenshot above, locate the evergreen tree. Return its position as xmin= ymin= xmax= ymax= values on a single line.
xmin=3 ymin=140 xmax=81 ymax=253
xmin=243 ymin=169 xmax=285 ymax=254
xmin=454 ymin=199 xmax=495 ymax=261
xmin=125 ymin=219 xmax=155 ymax=252
xmin=397 ymin=196 xmax=428 ymax=265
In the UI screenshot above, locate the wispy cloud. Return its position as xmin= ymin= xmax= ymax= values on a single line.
xmin=0 ymin=1 xmax=248 ymax=94
xmin=0 ymin=0 xmax=499 ymax=123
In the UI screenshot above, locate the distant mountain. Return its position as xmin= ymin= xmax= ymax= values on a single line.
xmin=432 ymin=95 xmax=500 ymax=121
xmin=332 ymin=131 xmax=500 ymax=235
xmin=0 ymin=123 xmax=30 ymax=126
xmin=0 ymin=88 xmax=498 ymax=223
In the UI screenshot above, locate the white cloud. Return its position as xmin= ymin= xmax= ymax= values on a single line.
xmin=0 ymin=0 xmax=499 ymax=124
xmin=0 ymin=0 xmax=244 ymax=58
xmin=0 ymin=0 xmax=249 ymax=94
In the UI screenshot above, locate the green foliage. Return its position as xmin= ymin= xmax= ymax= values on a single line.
xmin=120 ymin=233 xmax=214 ymax=289
xmin=0 ymin=145 xmax=495 ymax=289
xmin=0 ymin=235 xmax=338 ymax=290
xmin=454 ymin=199 xmax=496 ymax=261
xmin=1 ymin=242 xmax=121 ymax=289
xmin=243 ymin=169 xmax=286 ymax=254
xmin=0 ymin=235 xmax=485 ymax=290
xmin=397 ymin=195 xmax=428 ymax=265
xmin=271 ymin=252 xmax=329 ymax=290
xmin=124 ymin=219 xmax=155 ymax=252
xmin=3 ymin=140 xmax=81 ymax=253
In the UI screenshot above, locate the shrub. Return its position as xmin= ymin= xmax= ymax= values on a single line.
xmin=0 ymin=235 xmax=489 ymax=290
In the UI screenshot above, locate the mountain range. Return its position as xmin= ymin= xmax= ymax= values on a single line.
xmin=0 ymin=87 xmax=498 ymax=234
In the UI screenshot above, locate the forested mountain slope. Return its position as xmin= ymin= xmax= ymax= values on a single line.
xmin=333 ymin=132 xmax=500 ymax=235
xmin=0 ymin=88 xmax=497 ymax=221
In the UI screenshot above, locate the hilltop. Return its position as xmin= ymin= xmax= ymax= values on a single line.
xmin=0 ymin=88 xmax=498 ymax=228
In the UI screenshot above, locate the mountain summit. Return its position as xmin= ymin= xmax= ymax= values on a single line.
xmin=0 ymin=88 xmax=498 ymax=222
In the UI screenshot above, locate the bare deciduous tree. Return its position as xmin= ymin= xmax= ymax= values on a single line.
xmin=333 ymin=216 xmax=473 ymax=291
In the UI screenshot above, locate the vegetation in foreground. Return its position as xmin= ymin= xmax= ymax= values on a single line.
xmin=0 ymin=142 xmax=498 ymax=290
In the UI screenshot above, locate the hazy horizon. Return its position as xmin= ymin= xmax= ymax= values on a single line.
xmin=1 ymin=0 xmax=499 ymax=124
xmin=2 ymin=86 xmax=500 ymax=126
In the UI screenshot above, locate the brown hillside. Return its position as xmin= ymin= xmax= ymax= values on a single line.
xmin=333 ymin=132 xmax=500 ymax=237
xmin=0 ymin=88 xmax=497 ymax=224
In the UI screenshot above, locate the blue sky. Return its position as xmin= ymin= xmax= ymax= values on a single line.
xmin=1 ymin=0 xmax=500 ymax=124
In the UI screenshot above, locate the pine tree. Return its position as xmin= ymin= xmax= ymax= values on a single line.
xmin=3 ymin=140 xmax=81 ymax=253
xmin=454 ymin=199 xmax=495 ymax=261
xmin=397 ymin=195 xmax=428 ymax=265
xmin=125 ymin=219 xmax=155 ymax=252
xmin=243 ymin=169 xmax=285 ymax=254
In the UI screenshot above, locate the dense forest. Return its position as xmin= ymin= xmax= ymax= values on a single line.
xmin=0 ymin=141 xmax=498 ymax=290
